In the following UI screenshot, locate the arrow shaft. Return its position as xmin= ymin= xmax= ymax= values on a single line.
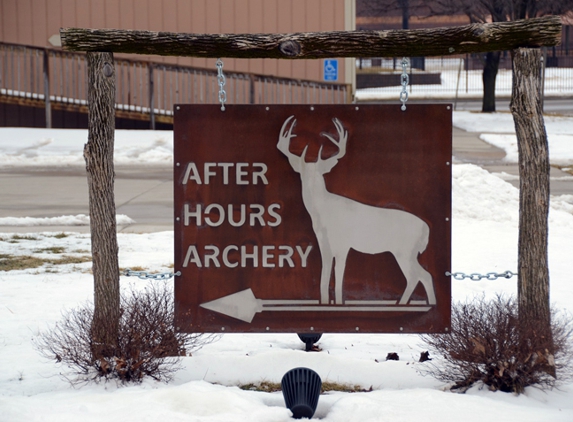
xmin=262 ymin=305 xmax=431 ymax=312
xmin=261 ymin=299 xmax=319 ymax=305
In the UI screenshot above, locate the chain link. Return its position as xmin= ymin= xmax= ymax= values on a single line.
xmin=123 ymin=268 xmax=516 ymax=282
xmin=123 ymin=269 xmax=181 ymax=280
xmin=216 ymin=58 xmax=227 ymax=111
xmin=446 ymin=271 xmax=518 ymax=281
xmin=400 ymin=57 xmax=409 ymax=111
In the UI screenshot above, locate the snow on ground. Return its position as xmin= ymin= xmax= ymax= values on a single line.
xmin=0 ymin=214 xmax=135 ymax=226
xmin=1 ymin=165 xmax=572 ymax=421
xmin=0 ymin=128 xmax=173 ymax=167
xmin=355 ymin=60 xmax=573 ymax=101
xmin=454 ymin=111 xmax=573 ymax=166
xmin=1 ymin=114 xmax=573 ymax=421
xmin=1 ymin=112 xmax=572 ymax=170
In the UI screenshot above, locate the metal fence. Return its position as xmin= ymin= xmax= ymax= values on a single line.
xmin=356 ymin=55 xmax=573 ymax=100
xmin=0 ymin=42 xmax=350 ymax=128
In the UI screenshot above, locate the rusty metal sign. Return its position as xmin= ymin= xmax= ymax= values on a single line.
xmin=174 ymin=104 xmax=451 ymax=333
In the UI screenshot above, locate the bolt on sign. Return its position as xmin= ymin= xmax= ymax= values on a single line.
xmin=174 ymin=104 xmax=451 ymax=333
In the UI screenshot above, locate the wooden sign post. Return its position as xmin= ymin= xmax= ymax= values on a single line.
xmin=62 ymin=16 xmax=561 ymax=341
xmin=85 ymin=51 xmax=121 ymax=355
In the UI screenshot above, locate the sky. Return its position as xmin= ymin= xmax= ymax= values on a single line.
xmin=1 ymin=111 xmax=573 ymax=421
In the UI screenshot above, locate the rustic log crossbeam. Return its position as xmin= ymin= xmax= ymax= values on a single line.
xmin=61 ymin=15 xmax=561 ymax=58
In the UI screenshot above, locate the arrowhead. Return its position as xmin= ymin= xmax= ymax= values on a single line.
xmin=200 ymin=288 xmax=262 ymax=323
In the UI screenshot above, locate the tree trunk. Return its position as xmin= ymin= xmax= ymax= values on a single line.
xmin=401 ymin=0 xmax=409 ymax=30
xmin=510 ymin=48 xmax=551 ymax=335
xmin=86 ymin=52 xmax=120 ymax=359
xmin=482 ymin=51 xmax=501 ymax=112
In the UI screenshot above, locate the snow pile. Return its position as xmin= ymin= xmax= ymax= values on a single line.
xmin=0 ymin=128 xmax=173 ymax=167
xmin=0 ymin=214 xmax=135 ymax=226
xmin=453 ymin=164 xmax=519 ymax=223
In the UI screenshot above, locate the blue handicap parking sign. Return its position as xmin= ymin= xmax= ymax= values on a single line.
xmin=323 ymin=59 xmax=338 ymax=81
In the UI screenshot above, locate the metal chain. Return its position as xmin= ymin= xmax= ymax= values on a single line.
xmin=123 ymin=269 xmax=181 ymax=280
xmin=400 ymin=57 xmax=409 ymax=111
xmin=123 ymin=268 xmax=516 ymax=281
xmin=216 ymin=58 xmax=227 ymax=111
xmin=446 ymin=271 xmax=518 ymax=281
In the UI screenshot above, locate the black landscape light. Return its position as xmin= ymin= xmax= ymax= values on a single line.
xmin=297 ymin=333 xmax=322 ymax=352
xmin=281 ymin=367 xmax=322 ymax=419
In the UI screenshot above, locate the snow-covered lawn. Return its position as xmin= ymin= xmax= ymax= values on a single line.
xmin=1 ymin=113 xmax=573 ymax=421
xmin=355 ymin=60 xmax=573 ymax=101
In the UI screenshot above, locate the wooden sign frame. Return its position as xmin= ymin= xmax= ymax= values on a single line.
xmin=62 ymin=16 xmax=559 ymax=341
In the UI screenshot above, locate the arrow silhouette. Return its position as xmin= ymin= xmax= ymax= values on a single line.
xmin=200 ymin=288 xmax=432 ymax=323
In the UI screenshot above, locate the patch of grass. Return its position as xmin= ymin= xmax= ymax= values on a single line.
xmin=238 ymin=381 xmax=370 ymax=394
xmin=52 ymin=233 xmax=69 ymax=239
xmin=321 ymin=381 xmax=371 ymax=393
xmin=556 ymin=165 xmax=573 ymax=175
xmin=240 ymin=381 xmax=282 ymax=393
xmin=10 ymin=234 xmax=39 ymax=241
xmin=120 ymin=266 xmax=147 ymax=273
xmin=0 ymin=254 xmax=91 ymax=271
xmin=0 ymin=254 xmax=46 ymax=271
xmin=55 ymin=255 xmax=92 ymax=265
xmin=4 ymin=234 xmax=40 ymax=244
xmin=33 ymin=247 xmax=66 ymax=254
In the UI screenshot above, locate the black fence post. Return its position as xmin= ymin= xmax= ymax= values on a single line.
xmin=148 ymin=64 xmax=155 ymax=130
xmin=249 ymin=74 xmax=256 ymax=104
xmin=43 ymin=49 xmax=52 ymax=128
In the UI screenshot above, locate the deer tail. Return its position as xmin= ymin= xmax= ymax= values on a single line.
xmin=417 ymin=222 xmax=430 ymax=255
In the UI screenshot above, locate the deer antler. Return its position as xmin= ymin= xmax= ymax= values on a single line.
xmin=277 ymin=115 xmax=297 ymax=157
xmin=316 ymin=118 xmax=347 ymax=174
xmin=320 ymin=118 xmax=347 ymax=159
xmin=277 ymin=115 xmax=307 ymax=173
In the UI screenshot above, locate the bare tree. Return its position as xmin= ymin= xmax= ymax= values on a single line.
xmin=423 ymin=0 xmax=572 ymax=112
xmin=358 ymin=0 xmax=573 ymax=112
xmin=359 ymin=0 xmax=428 ymax=29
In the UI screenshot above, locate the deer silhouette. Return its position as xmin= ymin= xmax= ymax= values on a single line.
xmin=277 ymin=115 xmax=436 ymax=306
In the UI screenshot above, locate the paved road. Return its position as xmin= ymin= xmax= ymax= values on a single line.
xmin=0 ymin=166 xmax=173 ymax=233
xmin=1 ymin=104 xmax=572 ymax=233
xmin=453 ymin=98 xmax=573 ymax=116
xmin=452 ymin=126 xmax=573 ymax=196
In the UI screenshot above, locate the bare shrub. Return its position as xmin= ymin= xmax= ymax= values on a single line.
xmin=36 ymin=282 xmax=218 ymax=384
xmin=420 ymin=295 xmax=573 ymax=393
